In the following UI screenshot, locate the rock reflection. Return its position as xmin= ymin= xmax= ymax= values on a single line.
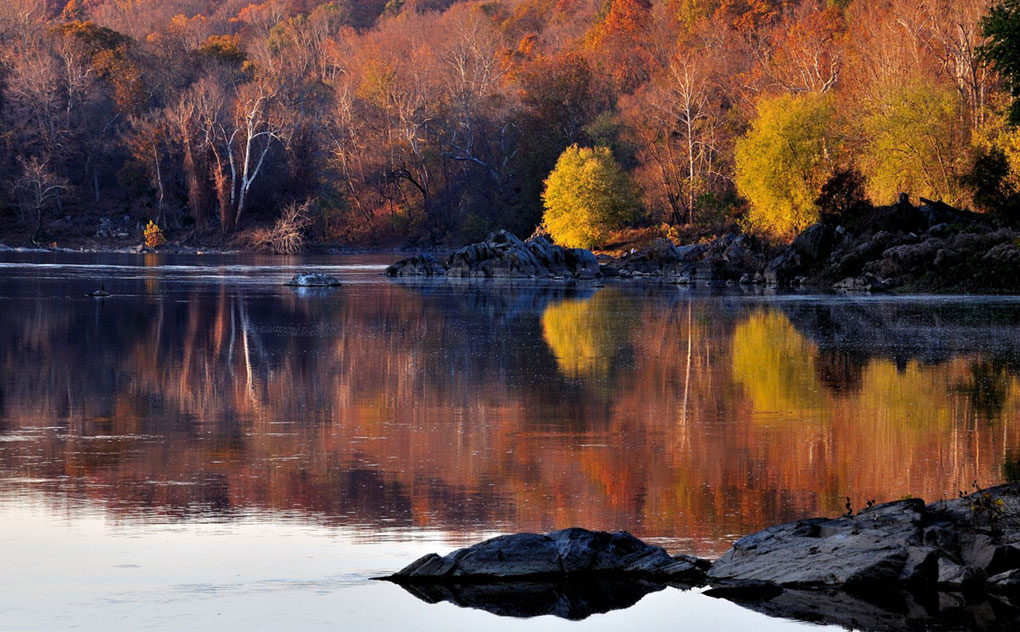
xmin=0 ymin=266 xmax=1019 ymax=557
xmin=394 ymin=578 xmax=675 ymax=620
xmin=707 ymin=586 xmax=1020 ymax=632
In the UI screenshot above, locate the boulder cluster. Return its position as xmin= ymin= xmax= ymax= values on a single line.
xmin=763 ymin=199 xmax=1020 ymax=292
xmin=386 ymin=230 xmax=599 ymax=280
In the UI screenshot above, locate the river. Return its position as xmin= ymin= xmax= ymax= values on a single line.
xmin=1 ymin=251 xmax=1018 ymax=630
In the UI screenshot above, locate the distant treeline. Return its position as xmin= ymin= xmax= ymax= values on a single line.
xmin=0 ymin=0 xmax=1017 ymax=246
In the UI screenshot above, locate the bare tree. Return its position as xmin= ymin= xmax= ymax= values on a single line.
xmin=14 ymin=156 xmax=68 ymax=242
xmin=189 ymin=74 xmax=284 ymax=232
xmin=165 ymin=91 xmax=209 ymax=227
xmin=624 ymin=55 xmax=724 ymax=226
xmin=228 ymin=79 xmax=284 ymax=229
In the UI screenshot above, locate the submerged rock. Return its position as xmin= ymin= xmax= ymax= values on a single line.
xmin=87 ymin=282 xmax=111 ymax=297
xmin=383 ymin=527 xmax=710 ymax=583
xmin=284 ymin=272 xmax=342 ymax=287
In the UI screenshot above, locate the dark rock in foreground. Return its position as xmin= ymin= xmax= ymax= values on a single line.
xmin=386 ymin=230 xmax=602 ymax=280
xmin=708 ymin=483 xmax=1020 ymax=592
xmin=395 ymin=577 xmax=672 ymax=620
xmin=382 ymin=486 xmax=1020 ymax=629
xmin=383 ymin=527 xmax=710 ymax=583
xmin=284 ymin=272 xmax=342 ymax=287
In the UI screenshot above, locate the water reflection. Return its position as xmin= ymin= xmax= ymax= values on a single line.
xmin=708 ymin=585 xmax=1020 ymax=632
xmin=540 ymin=290 xmax=639 ymax=381
xmin=1 ymin=257 xmax=1019 ymax=561
xmin=395 ymin=578 xmax=676 ymax=620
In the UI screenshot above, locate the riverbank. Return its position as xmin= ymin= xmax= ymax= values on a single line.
xmin=7 ymin=194 xmax=1020 ymax=293
xmin=386 ymin=197 xmax=1020 ymax=294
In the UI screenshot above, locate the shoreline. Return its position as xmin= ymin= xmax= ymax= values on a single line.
xmin=383 ymin=484 xmax=1020 ymax=629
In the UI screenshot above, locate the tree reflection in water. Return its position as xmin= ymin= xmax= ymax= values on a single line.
xmin=1 ymin=269 xmax=1019 ymax=558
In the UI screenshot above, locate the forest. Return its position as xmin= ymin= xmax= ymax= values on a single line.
xmin=0 ymin=0 xmax=1018 ymax=249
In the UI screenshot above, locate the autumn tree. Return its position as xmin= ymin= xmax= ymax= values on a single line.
xmin=623 ymin=54 xmax=724 ymax=227
xmin=164 ymin=91 xmax=210 ymax=227
xmin=749 ymin=1 xmax=845 ymax=95
xmin=858 ymin=79 xmax=971 ymax=205
xmin=542 ymin=144 xmax=639 ymax=249
xmin=0 ymin=0 xmax=1008 ymax=247
xmin=735 ymin=92 xmax=842 ymax=240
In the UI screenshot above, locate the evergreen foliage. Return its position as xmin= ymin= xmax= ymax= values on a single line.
xmin=982 ymin=0 xmax=1020 ymax=124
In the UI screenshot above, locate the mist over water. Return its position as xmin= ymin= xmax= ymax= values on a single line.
xmin=1 ymin=251 xmax=1018 ymax=630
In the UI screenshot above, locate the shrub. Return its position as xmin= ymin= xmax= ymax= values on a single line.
xmin=816 ymin=167 xmax=871 ymax=222
xmin=248 ymin=201 xmax=312 ymax=254
xmin=144 ymin=220 xmax=166 ymax=248
xmin=542 ymin=144 xmax=640 ymax=249
xmin=964 ymin=146 xmax=1020 ymax=220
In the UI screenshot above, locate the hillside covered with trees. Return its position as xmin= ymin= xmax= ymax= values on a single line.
xmin=1 ymin=0 xmax=1018 ymax=250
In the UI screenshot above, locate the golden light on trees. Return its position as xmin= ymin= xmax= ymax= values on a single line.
xmin=542 ymin=144 xmax=639 ymax=249
xmin=858 ymin=80 xmax=971 ymax=206
xmin=735 ymin=92 xmax=842 ymax=241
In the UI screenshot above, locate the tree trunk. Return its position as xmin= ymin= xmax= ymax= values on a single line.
xmin=33 ymin=202 xmax=43 ymax=243
xmin=153 ymin=147 xmax=165 ymax=226
xmin=213 ymin=163 xmax=234 ymax=233
xmin=183 ymin=141 xmax=206 ymax=228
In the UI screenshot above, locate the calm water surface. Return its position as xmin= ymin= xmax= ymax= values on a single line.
xmin=2 ymin=251 xmax=1019 ymax=630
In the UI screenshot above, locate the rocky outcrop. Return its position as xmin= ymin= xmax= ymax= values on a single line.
xmin=708 ymin=483 xmax=1020 ymax=593
xmin=386 ymin=231 xmax=602 ymax=280
xmin=383 ymin=486 xmax=1020 ymax=627
xmin=387 ymin=198 xmax=1020 ymax=292
xmin=384 ymin=253 xmax=447 ymax=277
xmin=283 ymin=272 xmax=342 ymax=286
xmin=385 ymin=485 xmax=1020 ymax=593
xmin=382 ymin=527 xmax=710 ymax=583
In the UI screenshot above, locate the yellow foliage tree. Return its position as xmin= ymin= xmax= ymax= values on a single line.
xmin=735 ymin=92 xmax=842 ymax=241
xmin=858 ymin=80 xmax=971 ymax=206
xmin=542 ymin=144 xmax=639 ymax=249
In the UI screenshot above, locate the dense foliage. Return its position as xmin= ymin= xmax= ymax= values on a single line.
xmin=735 ymin=93 xmax=840 ymax=239
xmin=542 ymin=145 xmax=638 ymax=248
xmin=0 ymin=0 xmax=1016 ymax=247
